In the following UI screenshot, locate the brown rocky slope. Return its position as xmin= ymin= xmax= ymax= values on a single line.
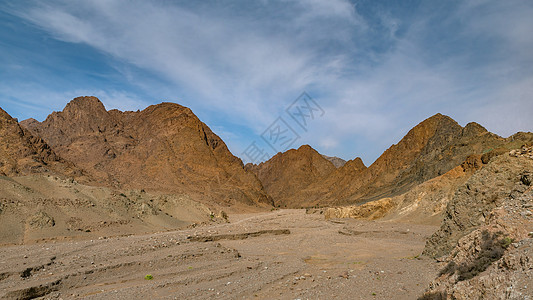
xmin=423 ymin=151 xmax=533 ymax=259
xmin=324 ymin=154 xmax=484 ymax=225
xmin=21 ymin=97 xmax=272 ymax=208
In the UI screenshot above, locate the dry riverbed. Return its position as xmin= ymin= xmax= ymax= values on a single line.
xmin=0 ymin=209 xmax=440 ymax=299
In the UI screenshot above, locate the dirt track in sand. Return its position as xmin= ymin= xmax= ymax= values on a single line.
xmin=0 ymin=210 xmax=440 ymax=299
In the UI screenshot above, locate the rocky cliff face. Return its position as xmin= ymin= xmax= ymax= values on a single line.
xmin=21 ymin=97 xmax=272 ymax=207
xmin=0 ymin=108 xmax=81 ymax=178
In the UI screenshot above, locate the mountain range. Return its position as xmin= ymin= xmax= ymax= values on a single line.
xmin=1 ymin=96 xmax=532 ymax=243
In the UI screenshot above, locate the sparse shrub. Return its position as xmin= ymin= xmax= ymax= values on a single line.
xmin=144 ymin=274 xmax=153 ymax=280
xmin=500 ymin=236 xmax=514 ymax=249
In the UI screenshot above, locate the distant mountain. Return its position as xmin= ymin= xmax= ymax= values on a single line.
xmin=21 ymin=96 xmax=272 ymax=207
xmin=246 ymin=145 xmax=335 ymax=207
xmin=321 ymin=155 xmax=346 ymax=168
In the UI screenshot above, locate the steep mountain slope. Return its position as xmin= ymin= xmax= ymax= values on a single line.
xmin=423 ymin=152 xmax=533 ymax=258
xmin=0 ymin=108 xmax=81 ymax=178
xmin=22 ymin=97 xmax=272 ymax=207
xmin=246 ymin=145 xmax=335 ymax=207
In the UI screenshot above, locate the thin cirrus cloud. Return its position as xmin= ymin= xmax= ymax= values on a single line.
xmin=1 ymin=0 xmax=532 ymax=165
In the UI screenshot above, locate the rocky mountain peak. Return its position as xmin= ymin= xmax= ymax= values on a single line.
xmin=247 ymin=144 xmax=335 ymax=207
xmin=342 ymin=157 xmax=366 ymax=172
xmin=297 ymin=144 xmax=314 ymax=152
xmin=63 ymin=96 xmax=107 ymax=114
xmin=321 ymin=154 xmax=347 ymax=168
xmin=19 ymin=97 xmax=272 ymax=207
xmin=405 ymin=113 xmax=460 ymax=144
xmin=19 ymin=118 xmax=39 ymax=128
xmin=0 ymin=107 xmax=13 ymax=120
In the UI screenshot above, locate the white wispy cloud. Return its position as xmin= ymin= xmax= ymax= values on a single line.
xmin=4 ymin=0 xmax=533 ymax=163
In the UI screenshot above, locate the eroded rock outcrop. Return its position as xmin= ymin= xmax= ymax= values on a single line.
xmin=324 ymin=154 xmax=485 ymax=225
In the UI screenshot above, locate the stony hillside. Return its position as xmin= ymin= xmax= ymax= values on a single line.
xmin=0 ymin=174 xmax=220 ymax=245
xmin=316 ymin=114 xmax=502 ymax=205
xmin=423 ymin=151 xmax=533 ymax=258
xmin=246 ymin=145 xmax=335 ymax=207
xmin=21 ymin=97 xmax=272 ymax=208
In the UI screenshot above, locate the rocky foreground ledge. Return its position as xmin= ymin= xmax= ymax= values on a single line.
xmin=420 ymin=148 xmax=533 ymax=299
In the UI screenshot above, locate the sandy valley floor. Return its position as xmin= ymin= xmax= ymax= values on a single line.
xmin=0 ymin=210 xmax=440 ymax=299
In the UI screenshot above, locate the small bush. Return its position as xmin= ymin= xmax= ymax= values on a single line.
xmin=500 ymin=237 xmax=514 ymax=249
xmin=144 ymin=274 xmax=153 ymax=280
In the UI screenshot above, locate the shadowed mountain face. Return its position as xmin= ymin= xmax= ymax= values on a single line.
xmin=0 ymin=108 xmax=81 ymax=178
xmin=21 ymin=97 xmax=272 ymax=207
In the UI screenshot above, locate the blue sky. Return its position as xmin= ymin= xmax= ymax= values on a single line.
xmin=1 ymin=0 xmax=532 ymax=165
